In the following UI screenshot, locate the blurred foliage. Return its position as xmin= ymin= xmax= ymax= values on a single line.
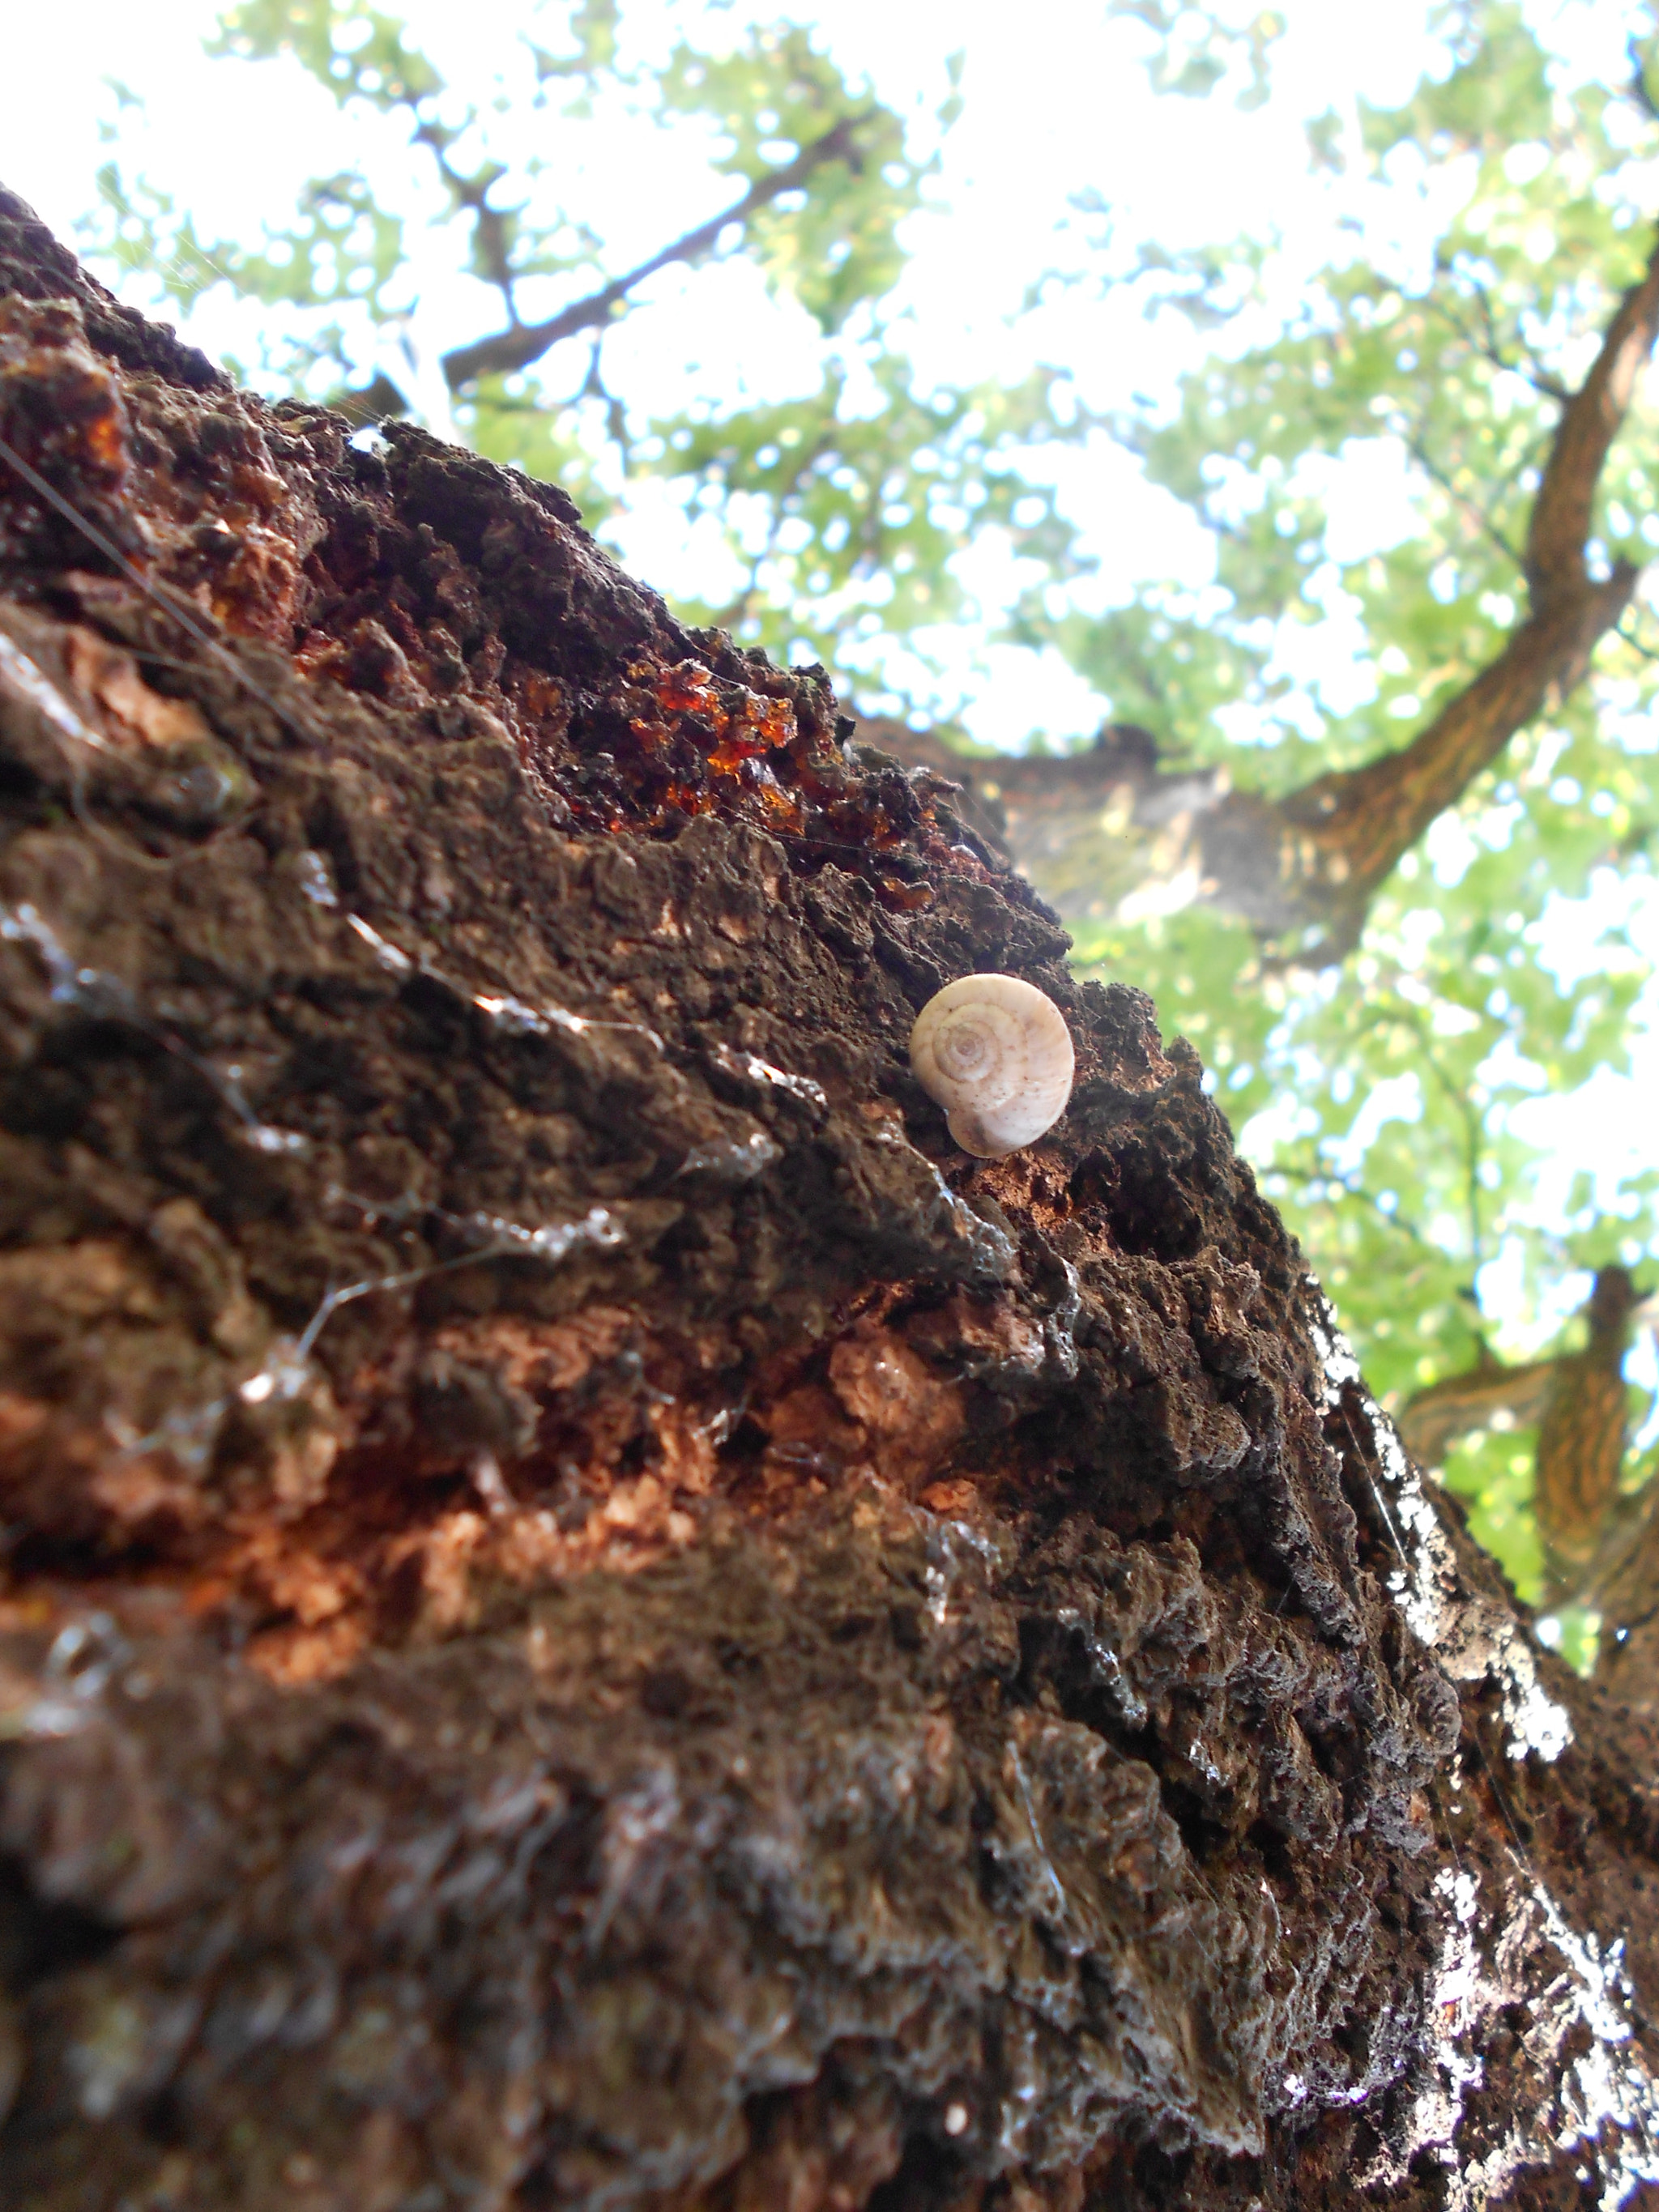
xmin=1113 ymin=0 xmax=1285 ymax=108
xmin=651 ymin=28 xmax=932 ymax=336
xmin=1056 ymin=2 xmax=1659 ymax=1615
xmin=79 ymin=0 xmax=1659 ymax=1617
xmin=84 ymin=0 xmax=1030 ymax=663
xmin=637 ymin=360 xmax=1082 ymax=672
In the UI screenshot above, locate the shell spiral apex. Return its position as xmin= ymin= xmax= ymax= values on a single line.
xmin=908 ymin=974 xmax=1075 ymax=1158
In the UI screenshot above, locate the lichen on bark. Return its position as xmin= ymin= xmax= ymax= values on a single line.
xmin=0 ymin=187 xmax=1657 ymax=2212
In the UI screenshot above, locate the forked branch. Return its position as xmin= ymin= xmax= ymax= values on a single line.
xmin=1279 ymin=223 xmax=1659 ymax=924
xmin=881 ymin=224 xmax=1659 ymax=962
xmin=1397 ymin=1353 xmax=1556 ymax=1470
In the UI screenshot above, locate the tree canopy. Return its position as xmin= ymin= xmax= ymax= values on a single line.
xmin=71 ymin=0 xmax=1659 ymax=1643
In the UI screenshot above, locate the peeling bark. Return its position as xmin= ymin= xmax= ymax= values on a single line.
xmin=1 ymin=190 xmax=1658 ymax=2212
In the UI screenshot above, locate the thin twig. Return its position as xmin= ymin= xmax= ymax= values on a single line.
xmin=410 ymin=118 xmax=521 ymax=326
xmin=1433 ymin=264 xmax=1572 ymax=403
xmin=578 ymin=336 xmax=629 ymax=455
xmin=1275 ymin=1153 xmax=1441 ymax=1255
xmin=1407 ymin=431 xmax=1524 ymax=569
xmin=1390 ymin=1008 xmax=1486 ymax=1267
xmin=1615 ymin=610 xmax=1659 ymax=663
xmin=1469 ymin=276 xmax=1571 ymax=403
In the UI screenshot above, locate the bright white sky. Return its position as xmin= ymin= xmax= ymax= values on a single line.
xmin=6 ymin=0 xmax=1659 ymax=1373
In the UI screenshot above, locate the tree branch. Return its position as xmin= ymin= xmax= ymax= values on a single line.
xmin=1272 ymin=223 xmax=1659 ymax=926
xmin=1616 ymin=607 xmax=1659 ymax=662
xmin=1525 ymin=232 xmax=1659 ymax=590
xmin=578 ymin=335 xmax=629 ymax=454
xmin=441 ymin=117 xmax=869 ymax=393
xmin=1397 ymin=1352 xmax=1556 ymax=1468
xmin=411 ymin=121 xmax=520 ymax=328
xmin=863 ymin=231 xmax=1659 ymax=965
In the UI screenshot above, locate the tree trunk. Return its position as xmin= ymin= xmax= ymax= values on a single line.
xmin=1 ymin=190 xmax=1658 ymax=2212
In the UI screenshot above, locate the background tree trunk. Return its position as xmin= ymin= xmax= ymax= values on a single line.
xmin=1 ymin=190 xmax=1658 ymax=2211
xmin=862 ymin=224 xmax=1659 ymax=966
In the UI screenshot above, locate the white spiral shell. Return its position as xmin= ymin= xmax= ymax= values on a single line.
xmin=908 ymin=974 xmax=1075 ymax=1158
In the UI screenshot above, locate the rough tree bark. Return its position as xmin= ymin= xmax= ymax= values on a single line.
xmin=1 ymin=191 xmax=1658 ymax=2212
xmin=875 ymin=226 xmax=1659 ymax=967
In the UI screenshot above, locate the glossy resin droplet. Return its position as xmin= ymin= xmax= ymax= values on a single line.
xmin=908 ymin=974 xmax=1075 ymax=1157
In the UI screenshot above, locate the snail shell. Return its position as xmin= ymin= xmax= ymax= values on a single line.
xmin=909 ymin=974 xmax=1075 ymax=1158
